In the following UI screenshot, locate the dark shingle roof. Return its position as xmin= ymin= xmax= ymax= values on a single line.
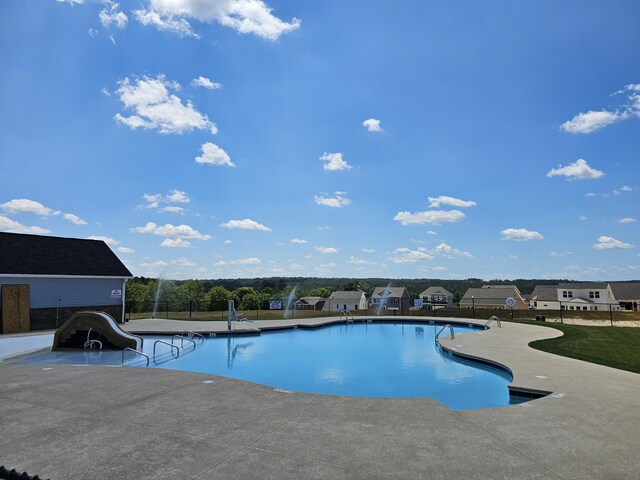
xmin=609 ymin=282 xmax=640 ymax=300
xmin=529 ymin=285 xmax=559 ymax=302
xmin=0 ymin=232 xmax=132 ymax=277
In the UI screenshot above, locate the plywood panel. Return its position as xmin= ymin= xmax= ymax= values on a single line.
xmin=2 ymin=284 xmax=30 ymax=333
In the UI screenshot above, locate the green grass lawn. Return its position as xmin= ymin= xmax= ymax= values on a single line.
xmin=523 ymin=321 xmax=640 ymax=374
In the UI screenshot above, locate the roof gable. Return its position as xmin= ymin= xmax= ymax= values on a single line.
xmin=0 ymin=232 xmax=132 ymax=277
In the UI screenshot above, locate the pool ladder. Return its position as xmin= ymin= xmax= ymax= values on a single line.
xmin=339 ymin=310 xmax=354 ymax=322
xmin=122 ymin=331 xmax=206 ymax=366
xmin=484 ymin=316 xmax=502 ymax=328
xmin=434 ymin=324 xmax=455 ymax=345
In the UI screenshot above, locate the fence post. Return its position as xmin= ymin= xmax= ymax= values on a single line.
xmin=609 ymin=303 xmax=613 ymax=327
xmin=166 ymin=300 xmax=169 ymax=319
xmin=189 ymin=300 xmax=193 ymax=319
xmin=560 ymin=301 xmax=563 ymax=324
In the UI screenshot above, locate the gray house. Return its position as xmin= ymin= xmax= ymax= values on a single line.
xmin=295 ymin=296 xmax=326 ymax=311
xmin=419 ymin=286 xmax=455 ymax=310
xmin=0 ymin=232 xmax=132 ymax=332
xmin=369 ymin=286 xmax=411 ymax=312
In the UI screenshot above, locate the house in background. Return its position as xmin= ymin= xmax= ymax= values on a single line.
xmin=322 ymin=290 xmax=367 ymax=312
xmin=459 ymin=285 xmax=528 ymax=310
xmin=369 ymin=286 xmax=411 ymax=312
xmin=610 ymin=283 xmax=640 ymax=311
xmin=294 ymin=296 xmax=326 ymax=311
xmin=419 ymin=286 xmax=455 ymax=310
xmin=555 ymin=282 xmax=617 ymax=311
xmin=0 ymin=232 xmax=132 ymax=333
xmin=528 ymin=285 xmax=561 ymax=310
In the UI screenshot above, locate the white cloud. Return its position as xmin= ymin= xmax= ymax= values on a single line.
xmin=320 ymin=152 xmax=351 ymax=171
xmin=99 ymin=1 xmax=128 ymax=29
xmin=586 ymin=192 xmax=597 ymax=197
xmin=561 ymin=110 xmax=626 ymax=134
xmin=1 ymin=199 xmax=60 ymax=216
xmin=236 ymin=257 xmax=261 ymax=265
xmin=433 ymin=242 xmax=473 ymax=259
xmin=175 ymin=257 xmax=196 ymax=267
xmin=362 ymin=118 xmax=383 ymax=132
xmin=191 ymin=76 xmax=222 ymax=90
xmin=362 ymin=248 xmax=375 ymax=253
xmin=160 ymin=238 xmax=192 ymax=248
xmin=289 ymin=262 xmax=304 ymax=271
xmin=561 ymin=84 xmax=640 ymax=133
xmin=291 ymin=238 xmax=307 ymax=244
xmin=220 ymin=219 xmax=271 ymax=231
xmin=621 ymin=185 xmax=633 ymax=192
xmin=114 ymin=75 xmax=217 ymax=135
xmin=579 ymin=215 xmax=588 ymax=221
xmin=593 ymin=236 xmax=635 ymax=250
xmin=64 ymin=213 xmax=87 ymax=225
xmin=315 ymin=246 xmax=339 ymax=254
xmin=215 ymin=257 xmax=262 ymax=266
xmin=500 ymin=228 xmax=544 ymax=241
xmin=134 ymin=0 xmax=300 ymax=41
xmin=432 ymin=266 xmax=447 ymax=272
xmin=0 ymin=215 xmax=50 ymax=234
xmin=166 ymin=189 xmax=190 ymax=203
xmin=132 ymin=222 xmax=211 ymax=240
xmin=619 ymin=217 xmax=637 ymax=224
xmin=393 ymin=210 xmax=465 ymax=225
xmin=162 ymin=206 xmax=185 ymax=214
xmin=195 ymin=142 xmax=234 ymax=167
xmin=141 ymin=260 xmax=170 ymax=267
xmin=546 ymin=159 xmax=604 ymax=181
xmin=427 ymin=196 xmax=476 ymax=208
xmin=57 ymin=0 xmax=84 ymax=5
xmin=117 ymin=247 xmax=135 ymax=254
xmin=133 ymin=8 xmax=198 ymax=37
xmin=314 ymin=192 xmax=351 ymax=208
xmin=390 ymin=247 xmax=434 ymax=264
xmin=87 ymin=235 xmax=118 ymax=245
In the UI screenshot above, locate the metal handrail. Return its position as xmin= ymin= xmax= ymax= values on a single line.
xmin=153 ymin=340 xmax=180 ymax=361
xmin=171 ymin=334 xmax=196 ymax=350
xmin=435 ymin=324 xmax=455 ymax=343
xmin=183 ymin=331 xmax=206 ymax=345
xmin=485 ymin=316 xmax=502 ymax=328
xmin=122 ymin=347 xmax=150 ymax=367
xmin=339 ymin=310 xmax=354 ymax=322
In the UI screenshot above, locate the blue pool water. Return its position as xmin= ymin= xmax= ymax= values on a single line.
xmin=153 ymin=322 xmax=514 ymax=410
xmin=8 ymin=322 xmax=517 ymax=410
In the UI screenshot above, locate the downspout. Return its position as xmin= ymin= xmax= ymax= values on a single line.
xmin=121 ymin=278 xmax=128 ymax=323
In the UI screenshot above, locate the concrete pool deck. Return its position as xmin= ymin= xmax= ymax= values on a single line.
xmin=1 ymin=317 xmax=639 ymax=479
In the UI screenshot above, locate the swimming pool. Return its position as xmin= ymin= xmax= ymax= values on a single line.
xmin=9 ymin=321 xmax=519 ymax=409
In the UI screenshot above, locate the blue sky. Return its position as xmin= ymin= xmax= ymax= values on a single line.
xmin=1 ymin=0 xmax=639 ymax=281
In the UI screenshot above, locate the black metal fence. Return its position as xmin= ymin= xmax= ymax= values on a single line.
xmin=125 ymin=299 xmax=639 ymax=325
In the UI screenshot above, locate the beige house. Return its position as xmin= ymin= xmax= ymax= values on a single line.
xmin=419 ymin=286 xmax=455 ymax=310
xmin=459 ymin=285 xmax=528 ymax=310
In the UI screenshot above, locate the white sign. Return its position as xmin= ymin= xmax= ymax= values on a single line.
xmin=269 ymin=300 xmax=282 ymax=310
xmin=505 ymin=297 xmax=516 ymax=308
xmin=111 ymin=289 xmax=122 ymax=299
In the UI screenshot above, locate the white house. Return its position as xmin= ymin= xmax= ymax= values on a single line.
xmin=322 ymin=290 xmax=368 ymax=312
